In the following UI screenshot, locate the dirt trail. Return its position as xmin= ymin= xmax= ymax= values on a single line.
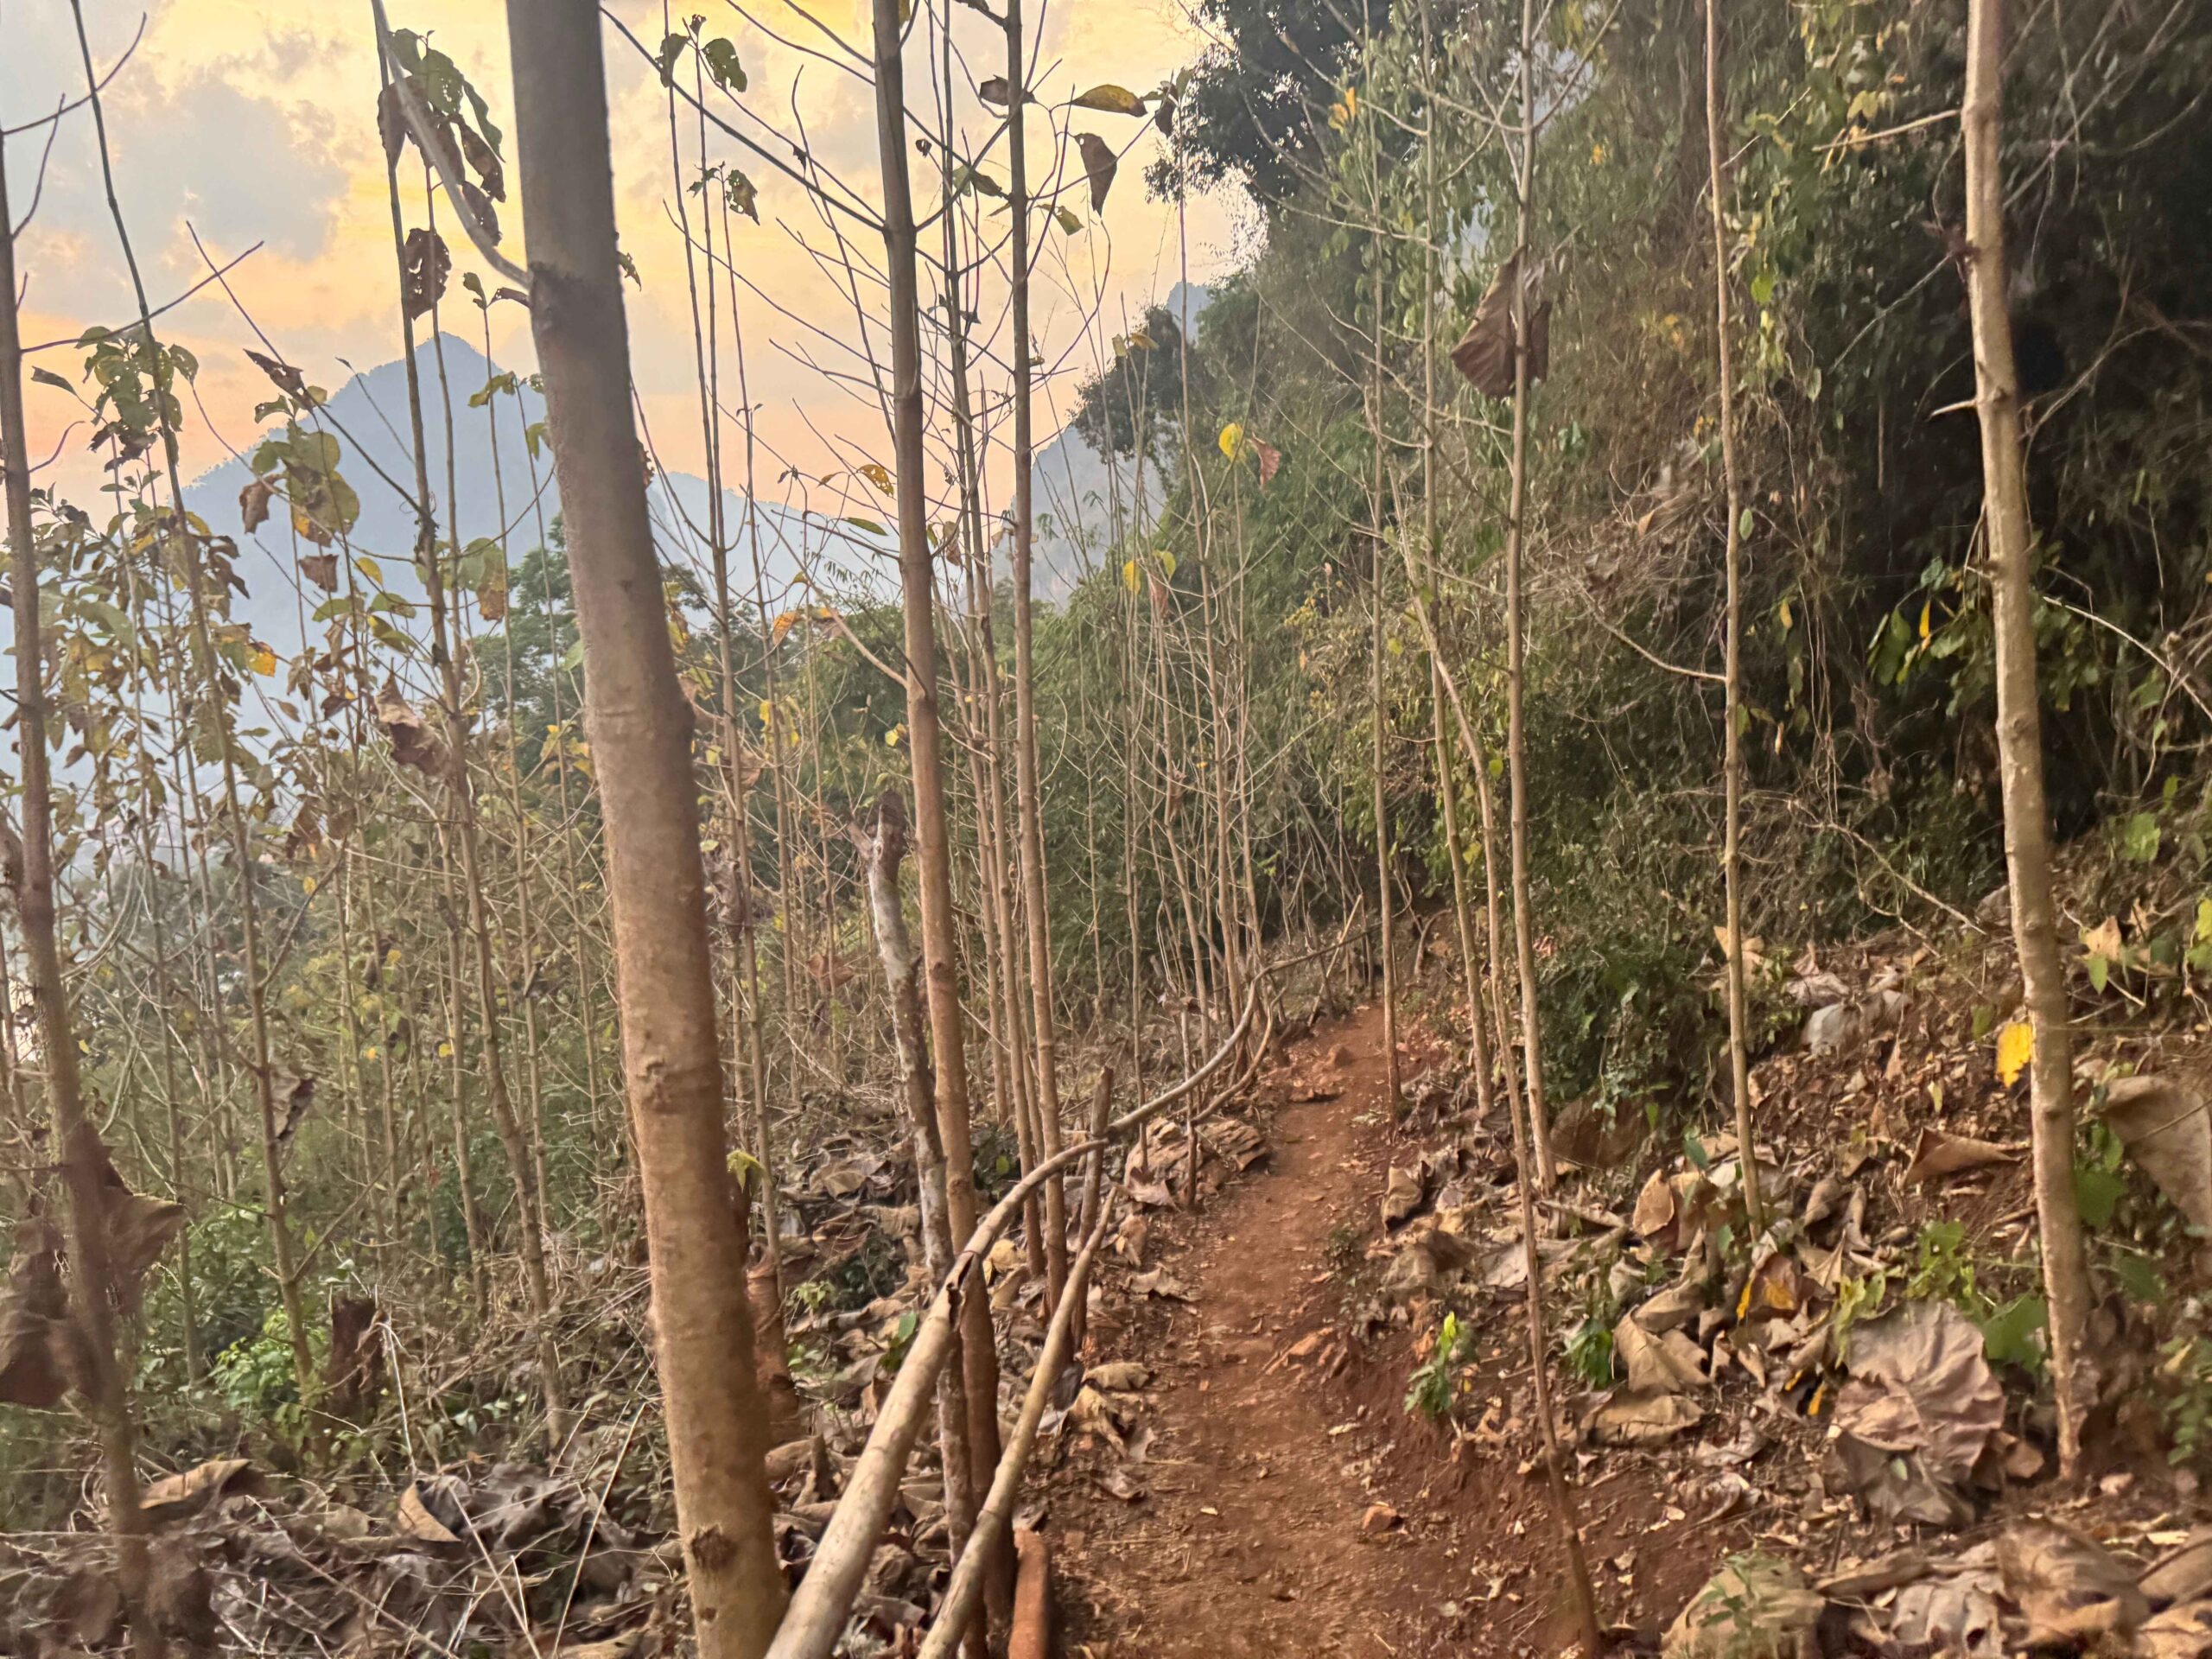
xmin=1054 ymin=1002 xmax=1478 ymax=1658
xmin=1052 ymin=999 xmax=1731 ymax=1658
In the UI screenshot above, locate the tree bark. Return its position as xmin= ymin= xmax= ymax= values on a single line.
xmin=1003 ymin=0 xmax=1072 ymax=1319
xmin=868 ymin=0 xmax=1007 ymax=1522
xmin=1960 ymin=0 xmax=2092 ymax=1476
xmin=0 ymin=129 xmax=166 ymax=1659
xmin=1504 ymin=0 xmax=1558 ymax=1187
xmin=505 ymin=8 xmax=787 ymax=1652
xmin=1705 ymin=0 xmax=1763 ymax=1232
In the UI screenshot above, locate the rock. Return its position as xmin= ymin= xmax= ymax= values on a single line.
xmin=1802 ymin=989 xmax=1905 ymax=1053
xmin=1663 ymin=1554 xmax=1821 ymax=1659
xmin=1382 ymin=1165 xmax=1425 ymax=1227
xmin=1360 ymin=1502 xmax=1402 ymax=1535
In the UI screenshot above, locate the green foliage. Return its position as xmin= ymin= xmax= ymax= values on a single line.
xmin=1404 ymin=1311 xmax=1468 ymax=1421
xmin=1565 ymin=1318 xmax=1616 ymax=1389
xmin=2163 ymin=1335 xmax=2212 ymax=1467
xmin=209 ymin=1309 xmax=320 ymax=1435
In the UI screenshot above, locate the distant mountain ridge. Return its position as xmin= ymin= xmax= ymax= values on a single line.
xmin=183 ymin=336 xmax=884 ymax=643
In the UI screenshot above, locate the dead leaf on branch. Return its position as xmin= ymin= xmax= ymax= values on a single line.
xmin=0 ymin=1218 xmax=79 ymax=1408
xmin=141 ymin=1458 xmax=260 ymax=1525
xmin=1450 ymin=250 xmax=1550 ymax=399
xmin=1075 ymin=133 xmax=1118 ymax=211
xmin=376 ymin=677 xmax=448 ymax=779
xmin=301 ymin=552 xmax=339 ymax=593
xmin=239 ymin=477 xmax=275 ymax=532
xmin=1071 ymin=84 xmax=1146 ymax=116
xmin=401 ymin=227 xmax=451 ymax=321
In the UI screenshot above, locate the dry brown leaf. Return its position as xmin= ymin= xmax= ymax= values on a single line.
xmin=141 ymin=1458 xmax=259 ymax=1524
xmin=1613 ymin=1313 xmax=1707 ymax=1394
xmin=1996 ymin=1521 xmax=2149 ymax=1647
xmin=1074 ymin=133 xmax=1117 ymax=210
xmin=396 ymin=1481 xmax=462 ymax=1545
xmin=1832 ymin=1300 xmax=2003 ymax=1527
xmin=1904 ymin=1127 xmax=2018 ymax=1185
xmin=1449 ymin=251 xmax=1550 ymax=399
xmin=2101 ymin=1075 xmax=2212 ymax=1239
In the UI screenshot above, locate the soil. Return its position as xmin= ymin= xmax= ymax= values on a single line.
xmin=1050 ymin=1000 xmax=1745 ymax=1659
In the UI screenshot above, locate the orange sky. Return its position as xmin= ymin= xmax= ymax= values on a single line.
xmin=6 ymin=0 xmax=1248 ymax=521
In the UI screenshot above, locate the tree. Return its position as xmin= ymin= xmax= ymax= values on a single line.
xmin=1959 ymin=0 xmax=2092 ymax=1478
xmin=504 ymin=7 xmax=787 ymax=1653
xmin=0 ymin=119 xmax=167 ymax=1659
xmin=1157 ymin=0 xmax=1392 ymax=203
xmin=1705 ymin=0 xmax=1762 ymax=1233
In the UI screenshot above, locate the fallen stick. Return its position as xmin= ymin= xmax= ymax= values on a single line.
xmin=914 ymin=1205 xmax=1111 ymax=1659
xmin=764 ymin=988 xmax=1256 ymax=1659
xmin=1008 ymin=1529 xmax=1052 ymax=1659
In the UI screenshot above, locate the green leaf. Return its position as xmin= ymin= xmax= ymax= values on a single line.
xmin=560 ymin=638 xmax=586 ymax=672
xmin=1681 ymin=1128 xmax=1712 ymax=1173
xmin=2122 ymin=811 xmax=2162 ymax=863
xmin=702 ymin=38 xmax=746 ymax=92
xmin=1052 ymin=206 xmax=1082 ymax=234
xmin=655 ymin=31 xmax=689 ymax=85
xmin=29 ymin=366 xmax=73 ymax=392
xmin=1738 ymin=506 xmax=1754 ymax=538
xmin=2074 ymin=1162 xmax=2127 ymax=1229
xmin=1976 ymin=1295 xmax=2048 ymax=1369
xmin=2107 ymin=1247 xmax=2167 ymax=1305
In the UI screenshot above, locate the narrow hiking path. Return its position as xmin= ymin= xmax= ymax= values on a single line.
xmin=1048 ymin=999 xmax=1737 ymax=1659
xmin=1052 ymin=999 xmax=1467 ymax=1658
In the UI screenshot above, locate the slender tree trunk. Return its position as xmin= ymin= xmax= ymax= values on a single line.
xmin=1004 ymin=0 xmax=1071 ymax=1316
xmin=1504 ymin=0 xmax=1557 ymax=1186
xmin=868 ymin=0 xmax=1007 ymax=1520
xmin=1961 ymin=0 xmax=2091 ymax=1477
xmin=0 ymin=139 xmax=165 ymax=1659
xmin=1705 ymin=0 xmax=1763 ymax=1231
xmin=860 ymin=793 xmax=984 ymax=1655
xmin=505 ymin=9 xmax=787 ymax=1651
xmin=1368 ymin=228 xmax=1400 ymax=1113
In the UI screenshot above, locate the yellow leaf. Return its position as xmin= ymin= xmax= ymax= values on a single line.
xmin=1158 ymin=550 xmax=1178 ymax=580
xmin=249 ymin=643 xmax=277 ymax=677
xmin=859 ymin=461 xmax=893 ymax=495
xmin=1995 ymin=1019 xmax=2034 ymax=1086
xmin=1778 ymin=598 xmax=1794 ymax=632
xmin=437 ymin=1040 xmax=454 ymax=1059
xmin=1918 ymin=599 xmax=1932 ymax=640
xmin=1071 ymin=83 xmax=1146 ymax=116
xmin=1217 ymin=421 xmax=1244 ymax=460
xmin=885 ymin=724 xmax=905 ymax=748
xmin=302 ymin=874 xmax=317 ymax=896
xmin=1122 ymin=558 xmax=1141 ymax=594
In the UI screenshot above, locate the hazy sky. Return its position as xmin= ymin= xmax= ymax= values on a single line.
xmin=4 ymin=0 xmax=1249 ymax=520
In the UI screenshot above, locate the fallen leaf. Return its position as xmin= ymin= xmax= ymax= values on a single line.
xmin=1904 ymin=1128 xmax=2018 ymax=1185
xmin=1997 ymin=1521 xmax=2149 ymax=1647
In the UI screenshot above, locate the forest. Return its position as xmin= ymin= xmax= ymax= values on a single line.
xmin=3 ymin=0 xmax=2211 ymax=1654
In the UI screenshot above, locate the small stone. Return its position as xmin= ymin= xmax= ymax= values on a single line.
xmin=1362 ymin=1502 xmax=1402 ymax=1535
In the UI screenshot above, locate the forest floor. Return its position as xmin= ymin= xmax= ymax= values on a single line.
xmin=1048 ymin=1001 xmax=1732 ymax=1659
